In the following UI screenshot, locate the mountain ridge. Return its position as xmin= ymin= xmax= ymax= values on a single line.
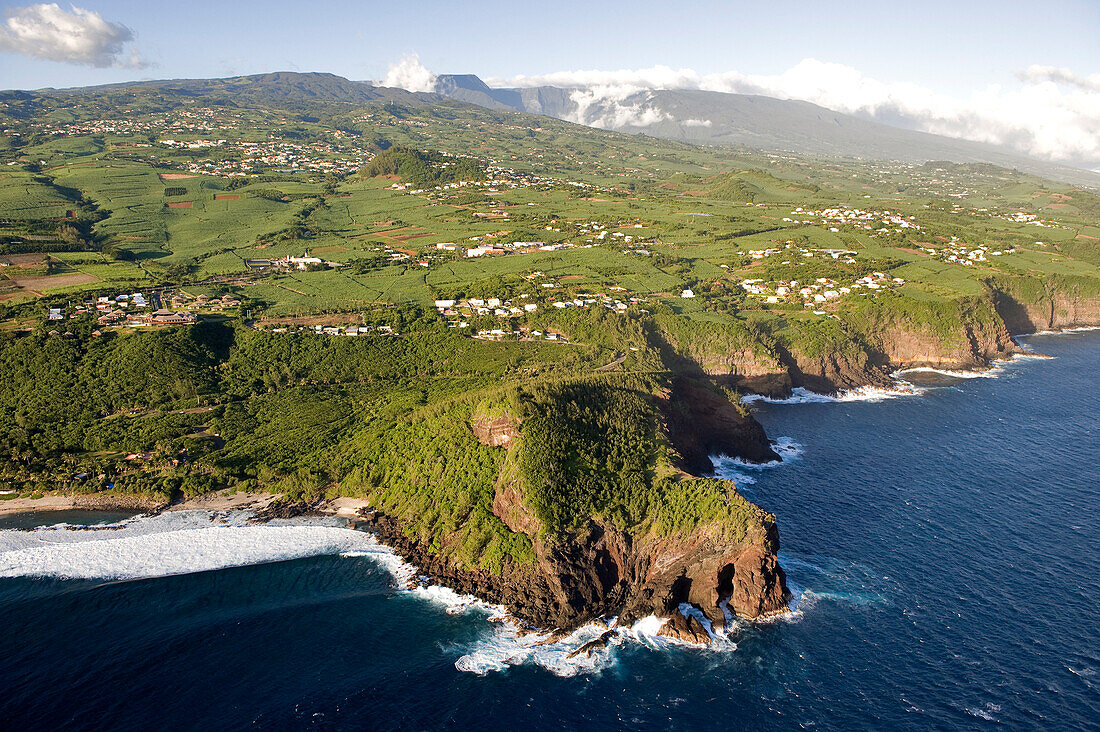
xmin=3 ymin=69 xmax=1096 ymax=187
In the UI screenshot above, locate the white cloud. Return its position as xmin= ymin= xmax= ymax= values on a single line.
xmin=1017 ymin=65 xmax=1100 ymax=93
xmin=0 ymin=3 xmax=145 ymax=68
xmin=564 ymin=86 xmax=668 ymax=129
xmin=491 ymin=60 xmax=1100 ymax=167
xmin=382 ymin=53 xmax=437 ymax=93
xmin=682 ymin=118 xmax=712 ymax=127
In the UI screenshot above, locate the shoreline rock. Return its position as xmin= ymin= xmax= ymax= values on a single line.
xmin=657 ymin=609 xmax=711 ymax=645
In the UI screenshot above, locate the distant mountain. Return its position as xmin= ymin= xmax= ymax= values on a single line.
xmin=434 ymin=74 xmax=1100 ymax=188
xmin=6 ymin=71 xmax=1096 ymax=187
xmin=14 ymin=72 xmax=422 ymax=109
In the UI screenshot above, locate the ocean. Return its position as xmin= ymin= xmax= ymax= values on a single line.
xmin=1 ymin=331 xmax=1098 ymax=730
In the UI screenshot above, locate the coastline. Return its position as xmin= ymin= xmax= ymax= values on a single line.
xmin=3 ymin=325 xmax=1096 ymax=644
xmin=0 ymin=489 xmax=370 ymax=519
xmin=779 ymin=324 xmax=1097 ymax=402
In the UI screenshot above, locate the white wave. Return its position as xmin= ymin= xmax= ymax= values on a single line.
xmin=711 ymin=437 xmax=802 ymax=485
xmin=454 ymin=620 xmax=624 ymax=677
xmin=894 ymin=366 xmax=994 ymax=380
xmin=965 ymin=703 xmax=1001 ymax=722
xmin=742 ymin=384 xmax=920 ymax=405
xmin=0 ymin=510 xmax=382 ymax=581
xmin=741 ymin=387 xmax=836 ymax=404
xmin=835 ymin=384 xmax=922 ymax=401
xmin=0 ymin=511 xmax=790 ymax=676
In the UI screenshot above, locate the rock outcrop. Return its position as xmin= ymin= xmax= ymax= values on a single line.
xmin=470 ymin=414 xmax=520 ymax=448
xmin=658 ymin=609 xmax=711 ymax=644
xmin=986 ymin=276 xmax=1100 ymax=334
xmin=360 ymin=498 xmax=790 ymax=632
xmin=664 ymin=376 xmax=779 ymax=474
xmin=566 ymin=629 xmax=618 ymax=658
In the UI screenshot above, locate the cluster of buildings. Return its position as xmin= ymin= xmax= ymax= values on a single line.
xmin=472 ymin=327 xmax=567 ymax=342
xmin=26 ymin=107 xmax=242 ymax=142
xmin=465 ymin=240 xmax=573 ymax=258
xmin=21 ymin=106 xmax=369 ymax=178
xmin=915 ymin=240 xmax=1016 ymax=266
xmin=433 ymin=285 xmax=645 ymax=327
xmin=738 ymin=271 xmax=905 ymax=307
xmin=434 ymin=296 xmax=539 ymax=320
xmin=744 ymin=241 xmax=858 ymax=263
xmin=244 ymin=253 xmax=341 ymax=271
xmin=88 ymin=293 xmax=199 ymax=327
xmin=783 ymin=206 xmax=922 ymax=236
xmin=163 ymin=291 xmax=241 ymax=311
xmin=261 ymin=324 xmax=397 ymax=337
xmin=45 ymin=289 xmax=242 ymax=327
xmin=169 ymin=138 xmax=368 ymax=177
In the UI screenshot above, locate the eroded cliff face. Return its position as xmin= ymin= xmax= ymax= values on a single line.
xmin=352 ymin=390 xmax=792 ymax=633
xmin=987 ymin=278 xmax=1100 ymax=334
xmin=359 ymin=504 xmax=790 ymax=631
xmin=690 ymin=308 xmax=1025 ymax=397
xmin=664 ymin=376 xmax=779 ymax=474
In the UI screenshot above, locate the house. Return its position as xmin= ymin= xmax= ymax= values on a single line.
xmin=680 ymin=289 xmax=695 ymax=298
xmin=288 ymin=255 xmax=323 ymax=270
xmin=150 ymin=309 xmax=197 ymax=325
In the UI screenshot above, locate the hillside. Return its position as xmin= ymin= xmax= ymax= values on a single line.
xmin=2 ymin=72 xmax=1100 ymax=631
xmin=434 ymin=74 xmax=1100 ymax=188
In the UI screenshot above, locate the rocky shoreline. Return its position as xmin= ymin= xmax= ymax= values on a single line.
xmin=6 ymin=310 xmax=1097 ymax=646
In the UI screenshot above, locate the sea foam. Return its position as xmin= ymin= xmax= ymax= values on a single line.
xmin=0 ymin=510 xmax=381 ymax=580
xmin=742 ymin=384 xmax=921 ymax=405
xmin=711 ymin=437 xmax=802 ymax=485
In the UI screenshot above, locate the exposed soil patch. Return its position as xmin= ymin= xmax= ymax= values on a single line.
xmin=158 ymin=173 xmax=197 ymax=181
xmin=214 ymin=194 xmax=239 ymax=200
xmin=12 ymin=272 xmax=99 ymax=293
xmin=167 ymin=201 xmax=194 ymax=209
xmin=0 ymin=254 xmax=49 ymax=268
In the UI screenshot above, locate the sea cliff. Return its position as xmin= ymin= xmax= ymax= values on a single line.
xmin=349 ymin=376 xmax=791 ymax=632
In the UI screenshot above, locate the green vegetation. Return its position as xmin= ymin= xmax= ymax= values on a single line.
xmin=1 ymin=74 xmax=1098 ymax=578
xmin=362 ymin=146 xmax=486 ymax=186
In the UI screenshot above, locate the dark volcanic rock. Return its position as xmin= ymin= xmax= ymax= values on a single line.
xmin=665 ymin=376 xmax=779 ymax=474
xmin=250 ymin=500 xmax=321 ymax=521
xmin=359 ymin=506 xmax=790 ymax=632
xmin=566 ymin=629 xmax=618 ymax=658
xmin=658 ymin=609 xmax=711 ymax=645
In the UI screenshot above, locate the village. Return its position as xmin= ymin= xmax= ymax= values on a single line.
xmin=20 ymin=106 xmax=372 ymax=178
xmin=784 ymin=205 xmax=922 ymax=235
xmin=43 ymin=289 xmax=246 ymax=329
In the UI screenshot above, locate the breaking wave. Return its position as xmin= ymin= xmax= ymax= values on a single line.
xmin=742 ymin=384 xmax=921 ymax=405
xmin=711 ymin=437 xmax=801 ymax=485
xmin=0 ymin=510 xmax=383 ymax=581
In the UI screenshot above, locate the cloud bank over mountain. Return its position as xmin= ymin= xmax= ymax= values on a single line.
xmin=383 ymin=53 xmax=437 ymax=94
xmin=0 ymin=3 xmax=146 ymax=68
xmin=467 ymin=59 xmax=1100 ymax=168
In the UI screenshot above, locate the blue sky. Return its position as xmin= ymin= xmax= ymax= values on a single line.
xmin=0 ymin=1 xmax=1098 ymax=166
xmin=0 ymin=0 xmax=1095 ymax=92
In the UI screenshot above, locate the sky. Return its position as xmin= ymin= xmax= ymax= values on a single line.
xmin=1 ymin=1 xmax=1098 ymax=167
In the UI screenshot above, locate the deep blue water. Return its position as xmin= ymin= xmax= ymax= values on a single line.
xmin=2 ymin=332 xmax=1099 ymax=730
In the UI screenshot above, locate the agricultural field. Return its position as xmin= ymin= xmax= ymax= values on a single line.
xmin=0 ymin=78 xmax=1098 ymax=357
